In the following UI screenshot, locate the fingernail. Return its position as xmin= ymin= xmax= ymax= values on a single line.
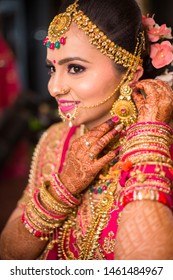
xmin=115 ymin=123 xmax=124 ymax=132
xmin=106 ymin=118 xmax=114 ymax=127
xmin=111 ymin=116 xmax=120 ymax=123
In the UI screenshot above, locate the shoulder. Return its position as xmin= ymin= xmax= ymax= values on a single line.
xmin=17 ymin=121 xmax=69 ymax=209
xmin=28 ymin=121 xmax=69 ymax=192
xmin=43 ymin=121 xmax=68 ymax=141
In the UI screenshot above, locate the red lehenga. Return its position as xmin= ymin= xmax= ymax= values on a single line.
xmin=17 ymin=122 xmax=173 ymax=260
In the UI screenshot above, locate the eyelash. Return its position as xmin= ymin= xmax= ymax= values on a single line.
xmin=46 ymin=63 xmax=86 ymax=76
xmin=67 ymin=64 xmax=86 ymax=74
xmin=46 ymin=65 xmax=55 ymax=76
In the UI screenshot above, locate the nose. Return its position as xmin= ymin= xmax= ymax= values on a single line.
xmin=48 ymin=72 xmax=68 ymax=98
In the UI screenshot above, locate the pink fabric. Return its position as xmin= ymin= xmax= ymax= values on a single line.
xmin=45 ymin=200 xmax=123 ymax=260
xmin=44 ymin=142 xmax=173 ymax=260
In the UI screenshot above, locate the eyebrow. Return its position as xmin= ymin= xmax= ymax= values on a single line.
xmin=46 ymin=57 xmax=91 ymax=65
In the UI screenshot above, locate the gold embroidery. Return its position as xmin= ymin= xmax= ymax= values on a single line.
xmin=17 ymin=122 xmax=69 ymax=209
xmin=103 ymin=231 xmax=116 ymax=254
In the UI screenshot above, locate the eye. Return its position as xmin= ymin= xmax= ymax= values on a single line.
xmin=68 ymin=64 xmax=85 ymax=74
xmin=46 ymin=64 xmax=55 ymax=75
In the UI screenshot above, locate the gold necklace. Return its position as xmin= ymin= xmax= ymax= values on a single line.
xmin=57 ymin=174 xmax=119 ymax=260
xmin=57 ymin=132 xmax=123 ymax=260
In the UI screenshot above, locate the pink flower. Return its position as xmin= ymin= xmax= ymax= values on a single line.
xmin=150 ymin=41 xmax=173 ymax=68
xmin=142 ymin=15 xmax=155 ymax=27
xmin=147 ymin=24 xmax=173 ymax=42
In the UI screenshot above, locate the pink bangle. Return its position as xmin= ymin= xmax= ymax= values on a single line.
xmin=53 ymin=173 xmax=81 ymax=206
xmin=126 ymin=130 xmax=171 ymax=141
xmin=119 ymin=163 xmax=173 ymax=188
xmin=132 ymin=165 xmax=173 ymax=182
xmin=125 ymin=177 xmax=171 ymax=189
xmin=124 ymin=185 xmax=171 ymax=195
xmin=122 ymin=189 xmax=173 ymax=210
xmin=33 ymin=189 xmax=67 ymax=220
xmin=126 ymin=122 xmax=173 ymax=135
xmin=121 ymin=149 xmax=169 ymax=162
xmin=22 ymin=212 xmax=49 ymax=238
xmin=51 ymin=176 xmax=75 ymax=207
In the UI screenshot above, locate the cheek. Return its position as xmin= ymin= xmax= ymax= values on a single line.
xmin=47 ymin=79 xmax=51 ymax=92
xmin=75 ymin=72 xmax=117 ymax=100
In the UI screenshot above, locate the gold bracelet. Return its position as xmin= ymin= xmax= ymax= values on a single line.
xmin=39 ymin=183 xmax=73 ymax=215
xmin=122 ymin=145 xmax=170 ymax=158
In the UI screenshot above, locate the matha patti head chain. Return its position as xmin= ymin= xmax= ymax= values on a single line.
xmin=43 ymin=0 xmax=146 ymax=128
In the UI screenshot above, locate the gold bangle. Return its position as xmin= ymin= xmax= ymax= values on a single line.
xmin=39 ymin=183 xmax=73 ymax=215
xmin=124 ymin=153 xmax=173 ymax=165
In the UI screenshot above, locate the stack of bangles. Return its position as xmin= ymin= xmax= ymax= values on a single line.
xmin=119 ymin=122 xmax=173 ymax=209
xmin=22 ymin=173 xmax=81 ymax=240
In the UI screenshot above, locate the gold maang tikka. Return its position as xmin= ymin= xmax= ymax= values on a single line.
xmin=43 ymin=0 xmax=143 ymax=69
xmin=43 ymin=0 xmax=79 ymax=49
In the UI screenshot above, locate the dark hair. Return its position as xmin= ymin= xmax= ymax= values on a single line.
xmin=58 ymin=0 xmax=166 ymax=79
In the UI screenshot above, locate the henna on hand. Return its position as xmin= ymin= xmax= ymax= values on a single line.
xmin=59 ymin=119 xmax=123 ymax=195
xmin=132 ymin=79 xmax=173 ymax=124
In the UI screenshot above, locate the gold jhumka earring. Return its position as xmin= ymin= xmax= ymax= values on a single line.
xmin=110 ymin=32 xmax=145 ymax=128
xmin=110 ymin=83 xmax=137 ymax=128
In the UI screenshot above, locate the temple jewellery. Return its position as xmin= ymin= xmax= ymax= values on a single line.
xmin=43 ymin=0 xmax=145 ymax=128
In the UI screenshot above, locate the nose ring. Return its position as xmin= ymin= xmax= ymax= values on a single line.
xmin=60 ymin=88 xmax=70 ymax=94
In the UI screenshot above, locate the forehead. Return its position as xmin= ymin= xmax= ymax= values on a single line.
xmin=46 ymin=23 xmax=112 ymax=64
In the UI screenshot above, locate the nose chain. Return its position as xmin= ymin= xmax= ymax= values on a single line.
xmin=58 ymin=105 xmax=78 ymax=127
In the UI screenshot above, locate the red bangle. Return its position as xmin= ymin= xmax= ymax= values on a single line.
xmin=122 ymin=189 xmax=173 ymax=210
xmin=22 ymin=212 xmax=50 ymax=238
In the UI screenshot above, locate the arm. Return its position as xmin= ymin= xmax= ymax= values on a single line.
xmin=0 ymin=120 xmax=122 ymax=260
xmin=115 ymin=79 xmax=173 ymax=260
xmin=115 ymin=201 xmax=173 ymax=259
xmin=0 ymin=124 xmax=64 ymax=260
xmin=0 ymin=208 xmax=48 ymax=260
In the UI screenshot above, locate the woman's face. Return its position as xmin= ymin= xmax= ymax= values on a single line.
xmin=47 ymin=23 xmax=123 ymax=129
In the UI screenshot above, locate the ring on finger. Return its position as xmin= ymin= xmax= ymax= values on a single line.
xmin=84 ymin=139 xmax=91 ymax=147
xmin=89 ymin=152 xmax=95 ymax=159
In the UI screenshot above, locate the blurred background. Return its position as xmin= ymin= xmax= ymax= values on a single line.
xmin=0 ymin=0 xmax=172 ymax=232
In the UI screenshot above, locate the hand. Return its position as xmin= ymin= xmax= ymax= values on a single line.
xmin=132 ymin=79 xmax=173 ymax=123
xmin=59 ymin=119 xmax=123 ymax=195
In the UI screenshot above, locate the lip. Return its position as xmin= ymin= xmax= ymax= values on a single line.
xmin=58 ymin=100 xmax=80 ymax=113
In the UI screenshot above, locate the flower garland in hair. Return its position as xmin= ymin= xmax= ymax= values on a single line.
xmin=142 ymin=14 xmax=173 ymax=69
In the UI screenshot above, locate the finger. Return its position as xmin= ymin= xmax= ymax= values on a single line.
xmin=88 ymin=123 xmax=123 ymax=156
xmin=151 ymin=79 xmax=172 ymax=92
xmin=132 ymin=90 xmax=145 ymax=113
xmin=82 ymin=117 xmax=120 ymax=147
xmin=95 ymin=147 xmax=120 ymax=170
xmin=136 ymin=79 xmax=171 ymax=96
xmin=135 ymin=80 xmax=160 ymax=104
xmin=137 ymin=79 xmax=173 ymax=108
